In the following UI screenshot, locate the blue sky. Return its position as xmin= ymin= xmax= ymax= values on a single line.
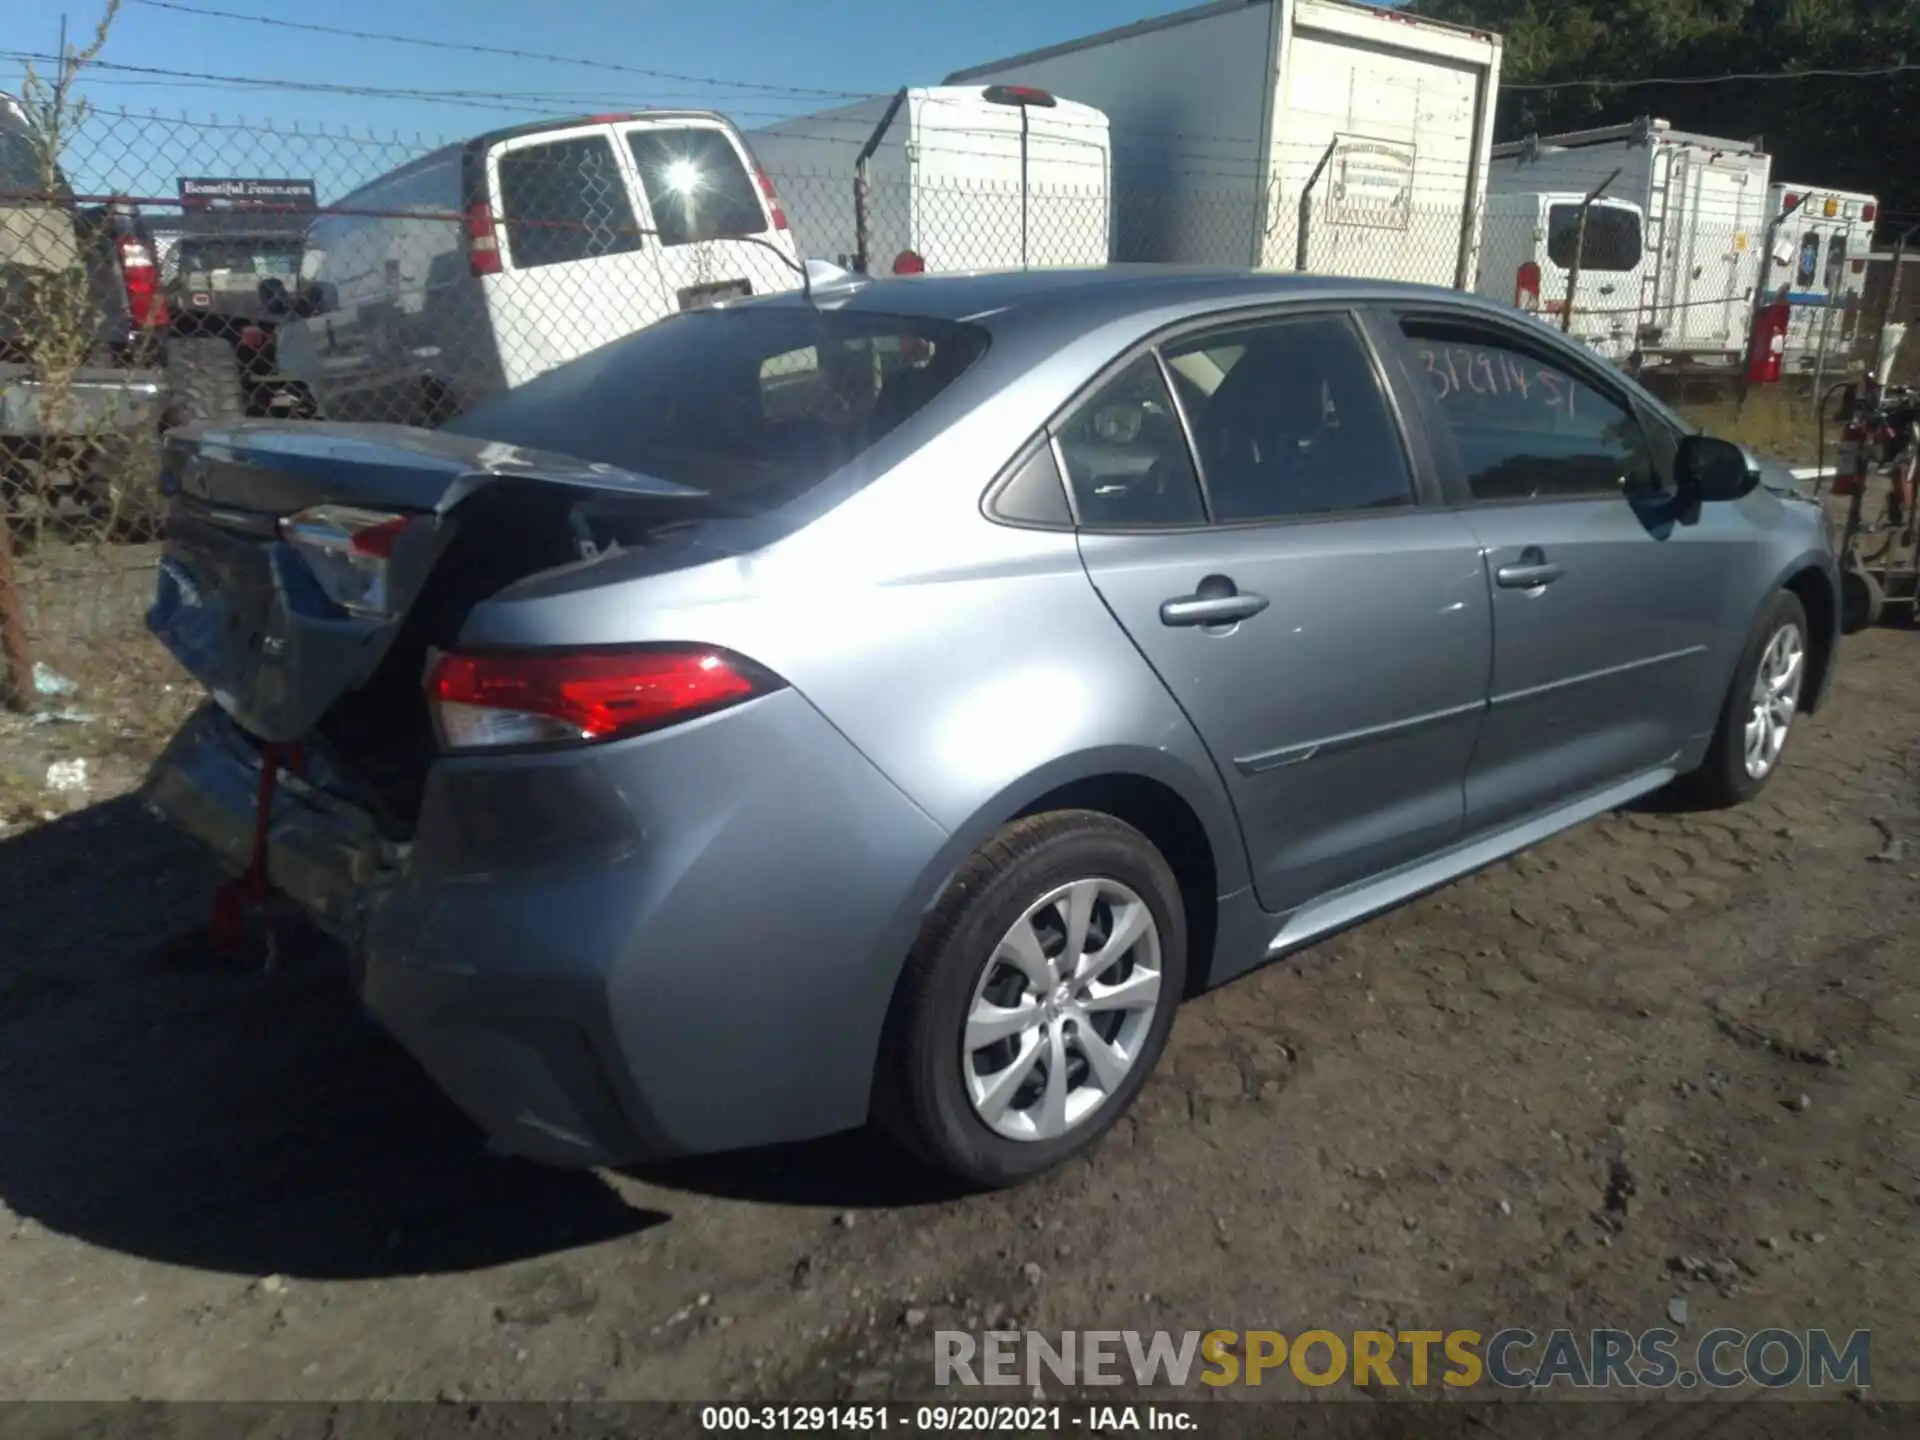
xmin=11 ymin=0 xmax=1191 ymax=196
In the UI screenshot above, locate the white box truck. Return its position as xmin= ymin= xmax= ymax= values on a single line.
xmin=943 ymin=0 xmax=1504 ymax=288
xmin=748 ymin=85 xmax=1113 ymax=275
xmin=1764 ymin=182 xmax=1879 ymax=371
xmin=1488 ymin=117 xmax=1773 ymax=366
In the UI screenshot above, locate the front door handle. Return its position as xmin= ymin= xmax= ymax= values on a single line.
xmin=1160 ymin=575 xmax=1269 ymax=627
xmin=1495 ymin=547 xmax=1564 ymax=589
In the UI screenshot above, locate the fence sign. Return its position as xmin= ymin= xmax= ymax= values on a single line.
xmin=177 ymin=177 xmax=317 ymax=213
xmin=1329 ymin=136 xmax=1415 ymax=232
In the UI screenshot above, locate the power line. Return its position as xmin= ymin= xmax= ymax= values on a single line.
xmin=1505 ymin=62 xmax=1920 ymax=91
xmin=126 ymin=0 xmax=871 ymax=102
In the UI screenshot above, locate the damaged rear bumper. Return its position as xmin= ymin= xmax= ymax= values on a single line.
xmin=140 ymin=704 xmax=398 ymax=945
xmin=141 ymin=693 xmax=952 ymax=1170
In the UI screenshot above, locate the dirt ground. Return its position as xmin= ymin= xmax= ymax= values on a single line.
xmin=1 ymin=548 xmax=1918 ymax=1425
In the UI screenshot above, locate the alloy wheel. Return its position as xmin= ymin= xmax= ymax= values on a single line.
xmin=961 ymin=877 xmax=1164 ymax=1143
xmin=1744 ymin=623 xmax=1805 ymax=779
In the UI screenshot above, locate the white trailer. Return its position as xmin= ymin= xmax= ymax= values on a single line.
xmin=748 ymin=85 xmax=1112 ymax=275
xmin=1488 ymin=118 xmax=1773 ymax=365
xmin=943 ymin=0 xmax=1504 ymax=288
xmin=1764 ymin=183 xmax=1878 ymax=371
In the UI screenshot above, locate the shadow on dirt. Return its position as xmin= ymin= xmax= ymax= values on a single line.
xmin=0 ymin=796 xmax=662 ymax=1280
xmin=633 ymin=1129 xmax=966 ymax=1212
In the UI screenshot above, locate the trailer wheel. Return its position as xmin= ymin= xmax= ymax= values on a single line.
xmin=1839 ymin=564 xmax=1883 ymax=634
xmin=165 ymin=336 xmax=247 ymax=428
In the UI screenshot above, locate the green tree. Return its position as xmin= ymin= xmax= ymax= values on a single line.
xmin=1414 ymin=0 xmax=1920 ymax=221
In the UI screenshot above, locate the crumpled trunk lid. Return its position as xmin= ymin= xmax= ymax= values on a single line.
xmin=148 ymin=420 xmax=714 ymax=744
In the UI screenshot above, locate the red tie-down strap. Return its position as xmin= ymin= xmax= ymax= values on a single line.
xmin=208 ymin=740 xmax=302 ymax=957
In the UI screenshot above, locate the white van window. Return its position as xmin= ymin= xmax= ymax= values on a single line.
xmin=496 ymin=134 xmax=641 ymax=270
xmin=625 ymin=127 xmax=767 ymax=246
xmin=1546 ymin=204 xmax=1641 ymax=273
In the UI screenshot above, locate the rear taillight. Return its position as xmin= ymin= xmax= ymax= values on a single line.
xmin=1863 ymin=201 xmax=1878 ymax=223
xmin=425 ymin=645 xmax=781 ymax=751
xmin=279 ymin=505 xmax=413 ymax=618
xmin=753 ymin=165 xmax=790 ymax=231
xmin=116 ymin=234 xmax=169 ymax=329
xmin=467 ymin=201 xmax=503 ymax=276
xmin=893 ymin=249 xmax=926 ymax=275
xmin=1514 ymin=259 xmax=1541 ymax=313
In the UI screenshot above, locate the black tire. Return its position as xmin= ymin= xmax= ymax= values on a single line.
xmin=876 ymin=811 xmax=1187 ymax=1189
xmin=1839 ymin=564 xmax=1884 ymax=634
xmin=1673 ymin=589 xmax=1810 ymax=810
xmin=164 ymin=335 xmax=246 ymax=427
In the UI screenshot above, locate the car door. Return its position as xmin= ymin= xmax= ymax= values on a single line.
xmin=1381 ymin=308 xmax=1730 ymax=834
xmin=615 ymin=118 xmax=801 ymax=313
xmin=1067 ymin=309 xmax=1494 ymax=916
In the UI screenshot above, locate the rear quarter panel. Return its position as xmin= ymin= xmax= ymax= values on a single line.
xmin=456 ymin=325 xmax=1257 ymax=907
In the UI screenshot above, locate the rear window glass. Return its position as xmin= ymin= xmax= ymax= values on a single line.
xmin=170 ymin=236 xmax=302 ymax=282
xmin=443 ymin=308 xmax=989 ymax=514
xmin=495 ymin=134 xmax=641 ymax=270
xmin=625 ymin=127 xmax=767 ymax=245
xmin=1546 ymin=204 xmax=1641 ymax=273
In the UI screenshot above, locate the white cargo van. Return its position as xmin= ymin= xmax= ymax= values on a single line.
xmin=1475 ymin=192 xmax=1649 ymax=362
xmin=1764 ymin=183 xmax=1878 ymax=371
xmin=1489 ymin=117 xmax=1772 ymax=366
xmin=945 ymin=0 xmax=1504 ymax=288
xmin=749 ymin=85 xmax=1112 ymax=275
xmin=275 ymin=110 xmax=803 ymax=425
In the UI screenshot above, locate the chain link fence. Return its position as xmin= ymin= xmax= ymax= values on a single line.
xmin=0 ymin=104 xmax=1888 ymax=703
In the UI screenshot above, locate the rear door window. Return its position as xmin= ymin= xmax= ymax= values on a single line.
xmin=1054 ymin=355 xmax=1207 ymax=528
xmin=494 ymin=132 xmax=641 ymax=270
xmin=1163 ymin=314 xmax=1413 ymax=522
xmin=624 ymin=127 xmax=767 ymax=246
xmin=1546 ymin=204 xmax=1641 ymax=272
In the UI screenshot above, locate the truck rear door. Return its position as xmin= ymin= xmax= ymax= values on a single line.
xmin=1543 ymin=197 xmax=1647 ymax=362
xmin=483 ymin=121 xmax=665 ymax=388
xmin=615 ymin=118 xmax=802 ymax=314
xmin=1019 ymin=103 xmax=1110 ymax=267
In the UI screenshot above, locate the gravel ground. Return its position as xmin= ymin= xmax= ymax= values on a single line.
xmin=1 ymin=581 xmax=1916 ymax=1424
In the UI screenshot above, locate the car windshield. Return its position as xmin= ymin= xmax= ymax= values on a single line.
xmin=442 ymin=306 xmax=991 ymax=514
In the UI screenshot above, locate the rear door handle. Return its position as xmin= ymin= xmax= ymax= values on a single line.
xmin=1495 ymin=547 xmax=1563 ymax=589
xmin=1160 ymin=578 xmax=1269 ymax=628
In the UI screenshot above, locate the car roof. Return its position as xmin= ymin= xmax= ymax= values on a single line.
xmin=767 ymin=265 xmax=1522 ymax=336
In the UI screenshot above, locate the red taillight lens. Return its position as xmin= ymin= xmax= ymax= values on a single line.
xmin=754 ymin=165 xmax=790 ymax=231
xmin=893 ymin=249 xmax=926 ymax=275
xmin=117 ymin=234 xmax=169 ymax=328
xmin=467 ymin=201 xmax=503 ymax=276
xmin=1862 ymin=202 xmax=1878 ymax=223
xmin=1515 ymin=259 xmax=1542 ymax=312
xmin=425 ymin=646 xmax=780 ymax=751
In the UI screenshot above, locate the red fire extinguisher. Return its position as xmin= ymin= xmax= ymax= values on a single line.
xmin=1745 ymin=293 xmax=1791 ymax=387
xmin=1832 ymin=376 xmax=1878 ymax=498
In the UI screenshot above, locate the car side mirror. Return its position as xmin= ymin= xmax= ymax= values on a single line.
xmin=1675 ymin=434 xmax=1757 ymax=507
